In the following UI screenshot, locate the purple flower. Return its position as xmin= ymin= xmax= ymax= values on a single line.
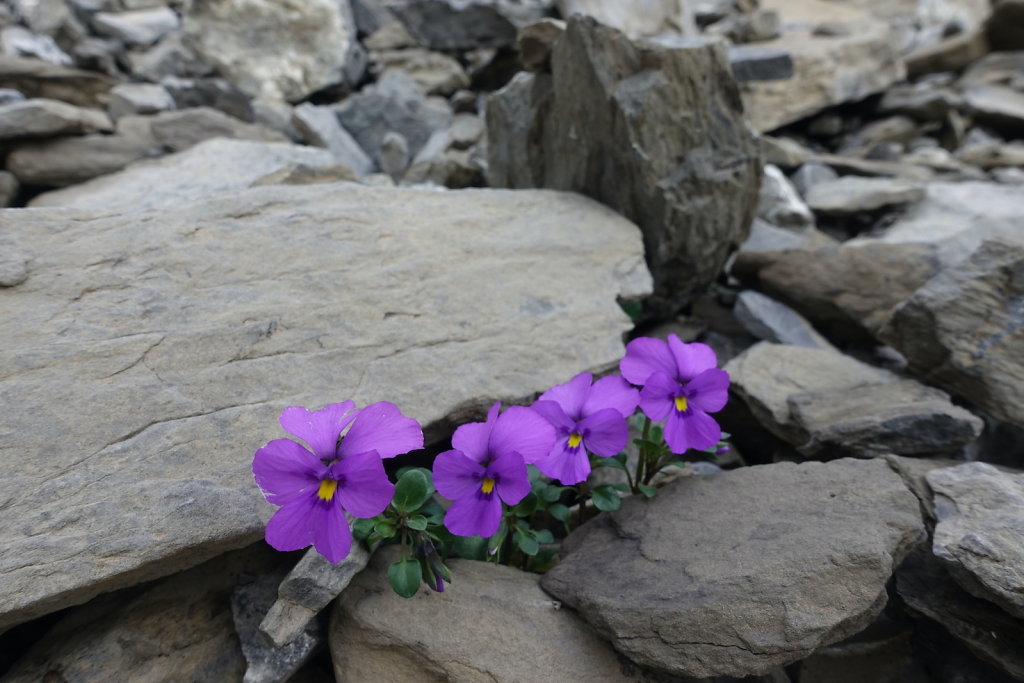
xmin=253 ymin=401 xmax=423 ymax=562
xmin=531 ymin=372 xmax=639 ymax=485
xmin=433 ymin=402 xmax=555 ymax=538
xmin=620 ymin=334 xmax=730 ymax=454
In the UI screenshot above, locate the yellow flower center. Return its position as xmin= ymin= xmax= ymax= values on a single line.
xmin=568 ymin=432 xmax=583 ymax=448
xmin=481 ymin=477 xmax=496 ymax=494
xmin=674 ymin=395 xmax=688 ymax=412
xmin=317 ymin=479 xmax=338 ymax=501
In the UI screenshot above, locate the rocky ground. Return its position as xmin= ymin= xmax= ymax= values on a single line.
xmin=1 ymin=0 xmax=1023 ymax=681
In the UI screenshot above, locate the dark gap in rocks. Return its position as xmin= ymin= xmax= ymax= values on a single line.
xmin=0 ymin=608 xmax=69 ymax=676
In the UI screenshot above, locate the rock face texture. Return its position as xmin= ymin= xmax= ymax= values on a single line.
xmin=487 ymin=16 xmax=762 ymax=314
xmin=541 ymin=458 xmax=924 ymax=679
xmin=0 ymin=181 xmax=650 ymax=632
xmin=331 ymin=552 xmax=641 ymax=681
xmin=881 ymin=240 xmax=1024 ymax=429
xmin=928 ymin=463 xmax=1024 ymax=618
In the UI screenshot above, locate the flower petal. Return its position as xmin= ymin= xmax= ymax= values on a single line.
xmin=488 ymin=451 xmax=530 ymax=505
xmin=534 ymin=439 xmax=590 ymax=485
xmin=664 ymin=409 xmax=722 ymax=454
xmin=433 ymin=449 xmax=484 ymax=500
xmin=450 ymin=402 xmax=500 ymax=463
xmin=530 ymin=400 xmax=575 ymax=434
xmin=685 ymin=368 xmax=730 ymax=413
xmin=582 ymin=375 xmax=640 ymax=418
xmin=265 ymin=494 xmax=319 ymax=552
xmin=312 ymin=499 xmax=352 ymax=563
xmin=620 ymin=336 xmax=676 ymax=386
xmin=667 ymin=335 xmax=718 ymax=382
xmin=638 ymin=371 xmax=678 ymax=421
xmin=444 ymin=492 xmax=503 ymax=538
xmin=278 ymin=402 xmax=356 ymax=460
xmin=252 ymin=439 xmax=324 ymax=505
xmin=338 ymin=401 xmax=423 ymax=460
xmin=489 ymin=406 xmax=556 ymax=465
xmin=578 ymin=408 xmax=629 ymax=457
xmin=538 ymin=372 xmax=592 ymax=421
xmin=333 ymin=451 xmax=395 ymax=518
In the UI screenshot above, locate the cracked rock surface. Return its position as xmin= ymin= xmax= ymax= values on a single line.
xmin=0 ymin=180 xmax=650 ymax=632
xmin=540 ymin=458 xmax=924 ymax=678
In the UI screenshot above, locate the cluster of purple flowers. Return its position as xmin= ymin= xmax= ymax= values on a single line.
xmin=252 ymin=334 xmax=729 ymax=560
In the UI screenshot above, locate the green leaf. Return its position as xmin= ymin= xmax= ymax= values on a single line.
xmin=592 ymin=455 xmax=627 ymax=472
xmin=419 ymin=499 xmax=446 ymax=525
xmin=590 ymin=484 xmax=622 ymax=512
xmin=534 ymin=529 xmax=554 ymax=545
xmin=351 ymin=517 xmax=376 ymax=541
xmin=405 ymin=514 xmax=428 ymax=531
xmin=387 ymin=558 xmax=422 ymax=598
xmin=548 ymin=503 xmax=571 ymax=522
xmin=487 ymin=520 xmax=508 ymax=555
xmin=453 ymin=535 xmax=487 ymax=561
xmin=527 ymin=464 xmax=544 ymax=484
xmin=515 ymin=531 xmax=540 ymax=556
xmin=374 ymin=519 xmax=397 ymax=538
xmin=514 ymin=492 xmax=539 ymax=517
xmin=392 ymin=469 xmax=433 ymax=513
xmin=540 ymin=484 xmax=564 ymax=503
xmin=650 ymin=425 xmax=664 ymax=442
xmin=620 ymin=299 xmax=643 ymax=323
xmin=637 ymin=483 xmax=658 ymax=498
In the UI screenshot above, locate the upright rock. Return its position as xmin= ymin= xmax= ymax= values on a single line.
xmin=487 ymin=16 xmax=761 ymax=314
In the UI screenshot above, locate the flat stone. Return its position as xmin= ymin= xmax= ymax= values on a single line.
xmin=0 ymin=181 xmax=650 ymax=632
xmin=2 ymin=544 xmax=283 ymax=681
xmin=487 ymin=16 xmax=761 ymax=315
xmin=736 ymin=219 xmax=836 ymax=256
xmin=885 ymin=454 xmax=961 ymax=523
xmin=963 ymin=84 xmax=1024 ymax=135
xmin=517 ymin=17 xmax=565 ymax=72
xmin=724 ymin=342 xmax=898 ymax=443
xmin=369 ymin=48 xmax=469 ymax=96
xmin=757 ymin=164 xmax=814 ymax=228
xmin=905 ymin=30 xmax=988 ymax=79
xmin=541 ymin=458 xmax=924 ymax=678
xmin=0 ymin=25 xmax=72 ymax=65
xmin=108 ymin=82 xmax=176 ymax=120
xmin=956 ymin=141 xmax=1024 ymax=168
xmin=0 ymin=97 xmax=111 ymax=139
xmin=556 ymin=0 xmax=696 ymax=38
xmin=928 ymin=462 xmax=1024 ymax=618
xmin=806 ymin=153 xmax=935 ymax=181
xmin=387 ymin=0 xmax=550 ymax=50
xmin=880 ymin=240 xmax=1024 ymax=428
xmin=331 ymin=551 xmax=641 ymax=681
xmin=0 ymin=57 xmax=115 ymax=108
xmin=5 ymin=133 xmax=160 ymax=186
xmin=733 ymin=289 xmax=832 ymax=349
xmin=0 ymin=170 xmax=18 ymax=208
xmin=805 ymin=176 xmax=925 ymax=215
xmin=760 ymin=135 xmax=809 ymax=168
xmin=92 ymin=7 xmax=179 ymax=45
xmin=791 ymin=162 xmax=838 ymax=195
xmin=148 ymin=107 xmax=288 ymax=152
xmin=878 ymin=82 xmax=960 ymax=121
xmin=728 ymin=45 xmax=795 ymax=82
xmin=161 ymin=76 xmax=253 ymax=122
xmin=291 ymin=102 xmax=372 ymax=175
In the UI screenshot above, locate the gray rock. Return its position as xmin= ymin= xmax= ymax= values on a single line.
xmin=108 ymin=82 xmax=176 ymax=120
xmin=487 ymin=16 xmax=761 ymax=315
xmin=724 ymin=342 xmax=898 ymax=443
xmin=233 ymin=567 xmax=321 ymax=683
xmin=760 ymin=135 xmax=808 ymax=168
xmin=0 ymin=170 xmax=19 ymax=208
xmin=905 ymin=30 xmax=988 ymax=79
xmin=806 ymin=152 xmax=935 ymax=181
xmin=335 ymin=70 xmax=452 ymax=161
xmin=885 ymin=454 xmax=961 ymax=523
xmin=791 ymin=162 xmax=838 ymax=196
xmin=260 ymin=545 xmax=370 ymax=648
xmin=0 ymin=56 xmax=115 ymax=107
xmin=362 ymin=20 xmax=416 ymax=50
xmin=387 ymin=0 xmax=550 ymax=50
xmin=734 ymin=289 xmax=832 ymax=349
xmin=0 ymin=239 xmax=29 ymax=285
xmin=0 ymin=25 xmax=72 ymax=65
xmin=541 ymin=458 xmax=924 ymax=678
xmin=369 ymin=48 xmax=469 ymax=96
xmin=0 ymin=180 xmax=650 ymax=632
xmin=0 ymin=88 xmax=25 ymax=105
xmin=556 ymin=0 xmax=696 ymax=37
xmin=708 ymin=9 xmax=780 ymax=44
xmin=129 ymin=31 xmax=210 ymax=82
xmin=880 ymin=240 xmax=1024 ymax=429
xmin=161 ymin=76 xmax=253 ymax=122
xmin=788 ymin=380 xmax=983 ymax=458
xmin=959 ymin=51 xmax=1024 ymax=89
xmin=376 ymin=130 xmax=409 ymax=182
xmin=148 ymin=107 xmax=288 ymax=152
xmin=92 ymin=7 xmax=180 ymax=45
xmin=805 ymin=176 xmax=925 ymax=215
xmin=6 ymin=133 xmax=159 ymax=186
xmin=963 ymin=84 xmax=1024 ymax=135
xmin=331 ymin=550 xmax=641 ymax=681
xmin=878 ymin=82 xmax=960 ymax=121
xmin=183 ymin=0 xmax=365 ymax=102
xmin=2 ymin=545 xmax=283 ymax=682
xmin=728 ymin=45 xmax=794 ymax=81
xmin=757 ymin=164 xmax=814 ymax=228
xmin=956 ymin=141 xmax=1024 ymax=169
xmin=517 ymin=17 xmax=565 ymax=72
xmin=0 ymin=97 xmax=111 ymax=139
xmin=351 ymin=0 xmax=396 ymax=35
xmin=71 ymin=36 xmax=125 ymax=78
xmin=994 ymin=166 xmax=1024 ymax=184
xmin=291 ymin=102 xmax=372 ymax=175
xmin=928 ymin=462 xmax=1024 ymax=618
xmin=736 ymin=219 xmax=835 ymax=255
xmin=403 ymin=128 xmax=482 ymax=188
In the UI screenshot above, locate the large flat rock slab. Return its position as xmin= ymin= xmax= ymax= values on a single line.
xmin=541 ymin=458 xmax=924 ymax=679
xmin=0 ymin=182 xmax=650 ymax=632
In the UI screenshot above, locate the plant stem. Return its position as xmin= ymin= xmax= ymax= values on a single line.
xmin=576 ymin=482 xmax=590 ymax=527
xmin=635 ymin=417 xmax=651 ymax=494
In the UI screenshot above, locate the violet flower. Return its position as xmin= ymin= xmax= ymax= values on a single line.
xmin=253 ymin=401 xmax=423 ymax=562
xmin=531 ymin=372 xmax=639 ymax=485
xmin=620 ymin=334 xmax=730 ymax=454
xmin=433 ymin=402 xmax=555 ymax=538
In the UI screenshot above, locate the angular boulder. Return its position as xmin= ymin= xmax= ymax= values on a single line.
xmin=487 ymin=15 xmax=761 ymax=314
xmin=541 ymin=458 xmax=924 ymax=678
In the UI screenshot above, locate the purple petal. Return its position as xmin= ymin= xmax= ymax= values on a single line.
xmin=433 ymin=449 xmax=485 ymax=500
xmin=278 ymin=402 xmax=356 ymax=460
xmin=252 ymin=439 xmax=324 ymax=505
xmin=582 ymin=375 xmax=640 ymax=418
xmin=620 ymin=337 xmax=676 ymax=386
xmin=265 ymin=494 xmax=319 ymax=552
xmin=333 ymin=451 xmax=395 ymax=518
xmin=530 ymin=400 xmax=575 ymax=434
xmin=538 ymin=372 xmax=592 ymax=420
xmin=444 ymin=491 xmax=503 ymax=537
xmin=488 ymin=451 xmax=530 ymax=505
xmin=450 ymin=402 xmax=501 ymax=463
xmin=667 ymin=335 xmax=718 ymax=382
xmin=312 ymin=499 xmax=352 ymax=563
xmin=338 ymin=401 xmax=423 ymax=459
xmin=578 ymin=409 xmax=629 ymax=457
xmin=685 ymin=368 xmax=730 ymax=413
xmin=534 ymin=439 xmax=590 ymax=485
xmin=489 ymin=405 xmax=556 ymax=465
xmin=664 ymin=409 xmax=722 ymax=454
xmin=638 ymin=371 xmax=678 ymax=421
